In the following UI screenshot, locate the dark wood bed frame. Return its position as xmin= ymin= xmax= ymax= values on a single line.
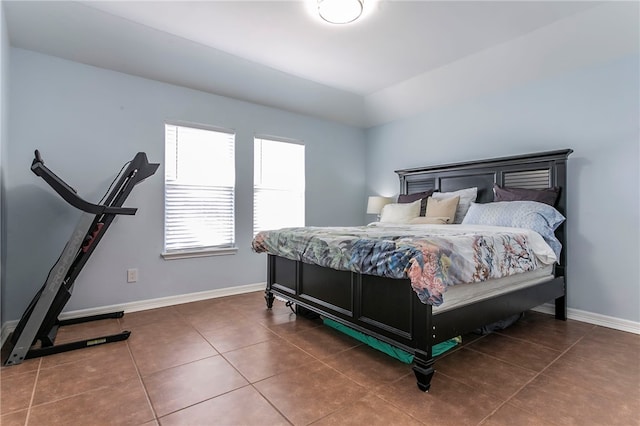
xmin=264 ymin=149 xmax=573 ymax=391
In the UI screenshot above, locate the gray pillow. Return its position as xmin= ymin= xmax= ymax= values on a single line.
xmin=397 ymin=189 xmax=435 ymax=216
xmin=493 ymin=184 xmax=560 ymax=206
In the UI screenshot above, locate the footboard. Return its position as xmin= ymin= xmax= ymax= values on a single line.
xmin=267 ymin=254 xmax=439 ymax=347
xmin=265 ymin=254 xmax=437 ymax=390
xmin=265 ymin=254 xmax=566 ymax=392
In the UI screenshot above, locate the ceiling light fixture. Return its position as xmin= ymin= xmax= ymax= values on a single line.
xmin=318 ymin=0 xmax=364 ymax=25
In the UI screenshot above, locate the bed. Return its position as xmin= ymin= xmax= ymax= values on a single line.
xmin=253 ymin=149 xmax=572 ymax=391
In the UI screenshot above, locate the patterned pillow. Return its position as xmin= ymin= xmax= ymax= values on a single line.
xmin=462 ymin=201 xmax=565 ymax=259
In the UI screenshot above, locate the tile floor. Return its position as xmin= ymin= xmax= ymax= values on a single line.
xmin=1 ymin=291 xmax=638 ymax=426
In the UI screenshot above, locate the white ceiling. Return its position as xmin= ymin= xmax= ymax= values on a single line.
xmin=4 ymin=1 xmax=638 ymax=127
xmin=74 ymin=0 xmax=598 ymax=95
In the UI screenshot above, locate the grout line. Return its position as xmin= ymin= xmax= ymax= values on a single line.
xmin=219 ymin=312 xmax=371 ymax=425
xmin=463 ymin=344 xmax=552 ymax=374
xmin=437 ymin=333 xmax=488 ymax=359
xmin=492 ymin=321 xmax=596 ymax=351
xmin=184 ymin=308 xmax=299 ymax=423
xmin=124 ymin=338 xmax=158 ymax=424
xmin=305 ymin=392 xmax=372 ymax=426
xmin=475 ymin=334 xmax=588 ymax=425
xmin=250 ymin=383 xmax=295 ymax=426
xmin=191 ymin=308 xmax=297 ymax=424
xmin=13 ymin=338 xmax=134 ymax=410
xmin=366 ymin=372 xmax=430 ymax=426
xmin=23 ymin=357 xmax=42 ymax=426
xmin=248 ymin=354 xmax=371 ymax=426
xmin=12 ymin=295 xmax=630 ymax=426
xmin=278 ymin=323 xmax=422 ymax=425
xmin=170 ymin=288 xmax=295 ymax=423
xmin=154 ymin=385 xmax=270 ymax=422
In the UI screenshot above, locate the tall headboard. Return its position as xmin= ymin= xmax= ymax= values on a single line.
xmin=395 ymin=149 xmax=573 ymax=267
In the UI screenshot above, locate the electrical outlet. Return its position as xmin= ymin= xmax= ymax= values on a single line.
xmin=127 ymin=268 xmax=138 ymax=283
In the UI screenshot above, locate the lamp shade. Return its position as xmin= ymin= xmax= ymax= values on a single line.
xmin=367 ymin=196 xmax=393 ymax=214
xmin=318 ymin=0 xmax=363 ymax=24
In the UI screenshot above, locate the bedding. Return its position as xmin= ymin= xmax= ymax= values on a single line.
xmin=252 ymin=223 xmax=556 ymax=306
xmin=461 ymin=201 xmax=565 ymax=259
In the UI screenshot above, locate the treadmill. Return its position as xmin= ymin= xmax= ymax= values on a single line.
xmin=3 ymin=150 xmax=159 ymax=365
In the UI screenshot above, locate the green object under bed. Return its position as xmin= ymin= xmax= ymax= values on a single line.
xmin=323 ymin=318 xmax=460 ymax=364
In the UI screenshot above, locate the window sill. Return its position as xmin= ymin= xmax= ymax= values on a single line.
xmin=161 ymin=247 xmax=238 ymax=260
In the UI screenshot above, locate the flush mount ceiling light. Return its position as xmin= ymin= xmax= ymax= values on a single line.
xmin=318 ymin=0 xmax=364 ymax=24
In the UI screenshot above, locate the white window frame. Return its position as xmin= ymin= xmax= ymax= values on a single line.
xmin=253 ymin=135 xmax=305 ymax=236
xmin=162 ymin=121 xmax=237 ymax=260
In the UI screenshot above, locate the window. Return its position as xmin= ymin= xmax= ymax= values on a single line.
xmin=254 ymin=137 xmax=305 ymax=235
xmin=164 ymin=123 xmax=235 ymax=258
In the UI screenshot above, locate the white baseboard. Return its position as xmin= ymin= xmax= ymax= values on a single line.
xmin=532 ymin=303 xmax=640 ymax=334
xmin=1 ymin=282 xmax=266 ymax=347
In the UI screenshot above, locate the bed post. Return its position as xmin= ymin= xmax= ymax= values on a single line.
xmin=555 ymin=294 xmax=567 ymax=320
xmin=552 ymin=151 xmax=571 ymax=320
xmin=265 ymin=255 xmax=275 ymax=309
xmin=413 ymin=351 xmax=435 ymax=392
xmin=412 ymin=295 xmax=435 ymax=391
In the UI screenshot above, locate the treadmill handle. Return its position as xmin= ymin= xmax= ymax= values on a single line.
xmin=31 ymin=151 xmax=137 ymax=216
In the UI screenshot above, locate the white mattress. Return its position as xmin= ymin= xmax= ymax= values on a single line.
xmin=432 ymin=265 xmax=555 ymax=314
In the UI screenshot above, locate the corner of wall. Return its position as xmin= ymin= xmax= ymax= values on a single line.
xmin=0 ymin=0 xmax=10 ymax=327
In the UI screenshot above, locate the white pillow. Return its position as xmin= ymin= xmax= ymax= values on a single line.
xmin=379 ymin=199 xmax=421 ymax=223
xmin=432 ymin=187 xmax=478 ymax=223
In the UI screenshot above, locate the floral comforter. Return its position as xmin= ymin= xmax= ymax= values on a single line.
xmin=252 ymin=223 xmax=556 ymax=306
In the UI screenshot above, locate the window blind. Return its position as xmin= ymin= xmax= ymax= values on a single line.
xmin=253 ymin=138 xmax=305 ymax=235
xmin=165 ymin=124 xmax=235 ymax=252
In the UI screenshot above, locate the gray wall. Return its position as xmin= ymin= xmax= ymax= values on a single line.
xmin=4 ymin=48 xmax=366 ymax=322
xmin=2 ymin=41 xmax=638 ymax=327
xmin=0 ymin=2 xmax=9 ymax=326
xmin=366 ymin=54 xmax=640 ymax=323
